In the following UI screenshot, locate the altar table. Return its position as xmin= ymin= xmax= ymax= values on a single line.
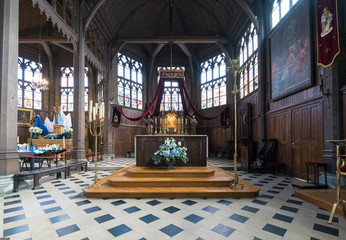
xmin=135 ymin=135 xmax=208 ymax=167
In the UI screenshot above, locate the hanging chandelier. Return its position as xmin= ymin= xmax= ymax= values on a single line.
xmin=32 ymin=71 xmax=49 ymax=91
xmin=32 ymin=23 xmax=49 ymax=91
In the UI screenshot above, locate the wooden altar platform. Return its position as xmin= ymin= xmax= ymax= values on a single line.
xmin=295 ymin=189 xmax=346 ymax=217
xmin=82 ymin=164 xmax=260 ymax=198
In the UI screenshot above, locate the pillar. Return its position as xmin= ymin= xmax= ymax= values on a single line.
xmin=71 ymin=0 xmax=86 ymax=161
xmin=0 ymin=0 xmax=19 ymax=194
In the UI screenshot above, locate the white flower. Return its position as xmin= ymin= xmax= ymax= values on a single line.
xmin=63 ymin=128 xmax=73 ymax=134
xmin=178 ymin=141 xmax=181 ymax=146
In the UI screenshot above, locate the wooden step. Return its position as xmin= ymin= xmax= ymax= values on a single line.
xmin=83 ymin=185 xmax=259 ymax=198
xmin=108 ymin=177 xmax=233 ymax=187
xmin=126 ymin=166 xmax=215 ymax=178
xmin=82 ymin=164 xmax=261 ymax=198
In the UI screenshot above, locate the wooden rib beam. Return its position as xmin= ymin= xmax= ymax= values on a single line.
xmin=84 ymin=0 xmax=107 ymax=34
xmin=19 ymin=38 xmax=72 ymax=43
xmin=113 ymin=36 xmax=229 ymax=44
xmin=234 ymin=0 xmax=259 ymax=30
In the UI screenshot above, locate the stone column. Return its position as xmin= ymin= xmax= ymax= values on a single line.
xmin=0 ymin=0 xmax=19 ymax=194
xmin=71 ymin=0 xmax=86 ymax=161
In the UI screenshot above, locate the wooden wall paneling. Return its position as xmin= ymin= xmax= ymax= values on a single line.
xmin=291 ymin=102 xmax=323 ymax=178
xmin=342 ymin=87 xmax=346 ymax=138
xmin=266 ymin=110 xmax=291 ymax=175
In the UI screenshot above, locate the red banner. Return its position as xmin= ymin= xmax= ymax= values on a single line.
xmin=316 ymin=0 xmax=340 ymax=67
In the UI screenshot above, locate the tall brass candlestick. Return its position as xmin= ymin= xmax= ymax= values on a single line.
xmin=230 ymin=71 xmax=244 ymax=190
xmin=88 ymin=102 xmax=104 ymax=187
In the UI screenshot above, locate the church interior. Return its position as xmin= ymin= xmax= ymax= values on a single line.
xmin=0 ymin=0 xmax=346 ymax=239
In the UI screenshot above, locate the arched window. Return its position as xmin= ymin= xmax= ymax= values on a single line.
xmin=239 ymin=23 xmax=258 ymax=99
xmin=117 ymin=53 xmax=143 ymax=109
xmin=60 ymin=67 xmax=89 ymax=112
xmin=157 ymin=66 xmax=185 ymax=111
xmin=272 ymin=0 xmax=299 ymax=28
xmin=200 ymin=54 xmax=227 ymax=109
xmin=17 ymin=57 xmax=43 ymax=109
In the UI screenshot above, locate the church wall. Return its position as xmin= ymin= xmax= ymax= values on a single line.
xmin=112 ymin=108 xmax=145 ymax=157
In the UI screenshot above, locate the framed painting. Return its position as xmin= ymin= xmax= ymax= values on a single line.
xmin=18 ymin=108 xmax=32 ymax=126
xmin=269 ymin=0 xmax=312 ymax=100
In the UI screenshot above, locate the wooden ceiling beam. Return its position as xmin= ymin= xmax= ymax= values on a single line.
xmin=19 ymin=38 xmax=72 ymax=43
xmin=113 ymin=36 xmax=229 ymax=44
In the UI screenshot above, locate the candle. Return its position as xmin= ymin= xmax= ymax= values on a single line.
xmin=89 ymin=100 xmax=92 ymax=121
xmin=155 ymin=118 xmax=157 ymax=125
xmin=185 ymin=118 xmax=187 ymax=125
xmin=17 ymin=136 xmax=19 ymax=144
xmin=93 ymin=107 xmax=96 ymax=120
xmin=63 ymin=136 xmax=65 ymax=148
xmin=95 ymin=103 xmax=98 ymax=120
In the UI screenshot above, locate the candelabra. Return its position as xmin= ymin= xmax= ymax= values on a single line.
xmin=230 ymin=74 xmax=244 ymax=190
xmin=88 ymin=100 xmax=104 ymax=187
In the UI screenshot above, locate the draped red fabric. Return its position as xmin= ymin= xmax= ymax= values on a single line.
xmin=112 ymin=74 xmax=225 ymax=123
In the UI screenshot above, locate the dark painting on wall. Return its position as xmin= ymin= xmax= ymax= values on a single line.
xmin=18 ymin=108 xmax=32 ymax=126
xmin=269 ymin=0 xmax=312 ymax=100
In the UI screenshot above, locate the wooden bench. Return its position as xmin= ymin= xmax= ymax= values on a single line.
xmin=66 ymin=161 xmax=88 ymax=177
xmin=13 ymin=166 xmax=68 ymax=191
xmin=13 ymin=161 xmax=88 ymax=192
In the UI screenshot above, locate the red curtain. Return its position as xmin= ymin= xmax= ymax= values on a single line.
xmin=112 ymin=75 xmax=225 ymax=125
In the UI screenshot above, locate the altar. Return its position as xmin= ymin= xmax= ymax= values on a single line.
xmin=135 ymin=135 xmax=208 ymax=166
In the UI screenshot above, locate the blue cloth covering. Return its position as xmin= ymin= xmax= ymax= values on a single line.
xmin=53 ymin=115 xmax=57 ymax=124
xmin=33 ymin=116 xmax=49 ymax=136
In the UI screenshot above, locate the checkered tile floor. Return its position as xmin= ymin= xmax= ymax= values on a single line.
xmin=1 ymin=166 xmax=345 ymax=239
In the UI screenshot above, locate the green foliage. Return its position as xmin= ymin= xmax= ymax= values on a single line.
xmin=152 ymin=138 xmax=188 ymax=165
xmin=227 ymin=58 xmax=241 ymax=76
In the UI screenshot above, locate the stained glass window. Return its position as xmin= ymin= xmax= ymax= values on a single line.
xmin=200 ymin=54 xmax=227 ymax=109
xmin=239 ymin=23 xmax=258 ymax=99
xmin=17 ymin=57 xmax=43 ymax=109
xmin=97 ymin=73 xmax=104 ymax=105
xmin=272 ymin=0 xmax=300 ymax=28
xmin=157 ymin=66 xmax=185 ymax=111
xmin=117 ymin=53 xmax=143 ymax=109
xmin=60 ymin=67 xmax=88 ymax=112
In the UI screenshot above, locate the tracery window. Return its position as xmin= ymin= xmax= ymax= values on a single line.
xmin=117 ymin=53 xmax=143 ymax=109
xmin=239 ymin=23 xmax=258 ymax=99
xmin=60 ymin=67 xmax=89 ymax=112
xmin=200 ymin=54 xmax=227 ymax=109
xmin=272 ymin=0 xmax=299 ymax=28
xmin=157 ymin=66 xmax=185 ymax=111
xmin=17 ymin=57 xmax=43 ymax=109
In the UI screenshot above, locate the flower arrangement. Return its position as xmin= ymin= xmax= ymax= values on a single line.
xmin=63 ymin=128 xmax=73 ymax=134
xmin=152 ymin=138 xmax=188 ymax=166
xmin=44 ymin=133 xmax=58 ymax=139
xmin=63 ymin=128 xmax=73 ymax=139
xmin=29 ymin=127 xmax=42 ymax=139
xmin=46 ymin=144 xmax=60 ymax=149
xmin=29 ymin=127 xmax=43 ymax=134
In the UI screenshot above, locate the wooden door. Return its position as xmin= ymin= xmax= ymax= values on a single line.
xmin=291 ymin=102 xmax=323 ymax=178
xmin=267 ymin=111 xmax=292 ymax=174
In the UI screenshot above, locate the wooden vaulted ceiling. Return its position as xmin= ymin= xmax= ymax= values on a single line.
xmin=18 ymin=0 xmax=255 ymax=66
xmin=101 ymin=0 xmax=254 ymax=61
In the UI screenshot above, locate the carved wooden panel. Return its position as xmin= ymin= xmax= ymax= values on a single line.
xmin=135 ymin=135 xmax=207 ymax=166
xmin=342 ymin=88 xmax=346 ymax=138
xmin=266 ymin=110 xmax=292 ymax=174
xmin=292 ymin=102 xmax=323 ymax=178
